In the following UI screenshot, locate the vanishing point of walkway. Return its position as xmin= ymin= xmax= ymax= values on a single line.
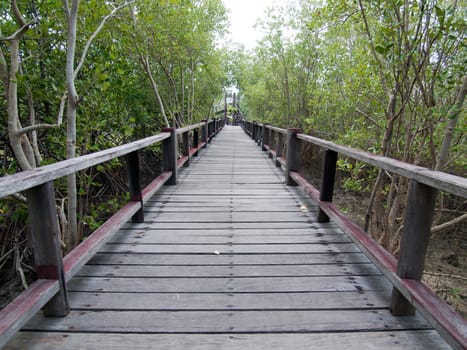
xmin=6 ymin=126 xmax=449 ymax=349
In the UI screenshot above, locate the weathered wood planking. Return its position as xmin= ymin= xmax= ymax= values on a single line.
xmin=6 ymin=126 xmax=450 ymax=349
xmin=65 ymin=275 xmax=393 ymax=293
xmin=5 ymin=331 xmax=450 ymax=350
xmin=97 ymin=243 xmax=361 ymax=254
xmin=76 ymin=263 xmax=382 ymax=278
xmin=67 ymin=290 xmax=391 ymax=310
xmin=88 ymin=252 xmax=372 ymax=265
xmin=22 ymin=309 xmax=431 ymax=333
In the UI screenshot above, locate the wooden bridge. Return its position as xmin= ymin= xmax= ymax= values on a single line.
xmin=1 ymin=122 xmax=466 ymax=349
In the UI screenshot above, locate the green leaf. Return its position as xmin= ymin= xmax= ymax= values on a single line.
xmin=375 ymin=45 xmax=387 ymax=55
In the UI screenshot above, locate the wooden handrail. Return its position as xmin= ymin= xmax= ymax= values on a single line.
xmin=241 ymin=120 xmax=467 ymax=349
xmin=0 ymin=132 xmax=170 ymax=198
xmin=176 ymin=121 xmax=205 ymax=134
xmin=266 ymin=125 xmax=287 ymax=134
xmin=296 ymin=133 xmax=467 ymax=198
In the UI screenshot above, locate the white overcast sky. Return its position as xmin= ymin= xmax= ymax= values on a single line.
xmin=222 ymin=0 xmax=290 ymax=50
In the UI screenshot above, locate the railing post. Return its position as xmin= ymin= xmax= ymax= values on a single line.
xmin=275 ymin=132 xmax=284 ymax=167
xmin=390 ymin=180 xmax=437 ymax=315
xmin=208 ymin=120 xmax=213 ymax=143
xmin=262 ymin=124 xmax=270 ymax=152
xmin=193 ymin=128 xmax=199 ymax=157
xmin=285 ymin=128 xmax=302 ymax=186
xmin=256 ymin=124 xmax=263 ymax=146
xmin=182 ymin=131 xmax=190 ymax=167
xmin=317 ymin=150 xmax=338 ymax=222
xmin=201 ymin=120 xmax=208 ymax=148
xmin=26 ymin=182 xmax=69 ymax=317
xmin=268 ymin=129 xmax=274 ymax=158
xmin=162 ymin=127 xmax=178 ymax=185
xmin=127 ymin=151 xmax=144 ymax=223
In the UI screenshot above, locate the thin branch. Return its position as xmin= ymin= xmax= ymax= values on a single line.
xmin=355 ymin=108 xmax=384 ymax=130
xmin=12 ymin=0 xmax=26 ymax=27
xmin=424 ymin=271 xmax=467 ymax=281
xmin=431 ymin=213 xmax=467 ymax=234
xmin=9 ymin=193 xmax=27 ymax=203
xmin=357 ymin=0 xmax=389 ymax=95
xmin=63 ymin=0 xmax=70 ymax=18
xmin=57 ymin=92 xmax=68 ymax=126
xmin=15 ymin=123 xmax=57 ymax=136
xmin=73 ymin=0 xmax=135 ymax=79
xmin=0 ymin=19 xmax=37 ymax=41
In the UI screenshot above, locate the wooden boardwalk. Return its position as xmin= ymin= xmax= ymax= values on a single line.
xmin=6 ymin=126 xmax=450 ymax=349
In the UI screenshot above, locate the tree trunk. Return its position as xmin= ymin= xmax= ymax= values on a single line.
xmin=435 ymin=75 xmax=467 ymax=171
xmin=64 ymin=0 xmax=81 ymax=249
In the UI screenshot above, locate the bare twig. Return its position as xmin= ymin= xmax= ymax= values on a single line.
xmin=355 ymin=108 xmax=384 ymax=130
xmin=431 ymin=213 xmax=467 ymax=234
xmin=424 ymin=271 xmax=467 ymax=281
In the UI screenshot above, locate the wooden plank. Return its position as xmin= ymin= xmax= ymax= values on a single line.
xmin=97 ymin=243 xmax=361 ymax=254
xmin=67 ymin=275 xmax=392 ymax=293
xmin=76 ymin=263 xmax=382 ymax=278
xmin=67 ymin=290 xmax=390 ymax=310
xmin=22 ymin=309 xmax=430 ymax=333
xmin=116 ymin=227 xmax=341 ymax=236
xmin=88 ymin=252 xmax=371 ymax=265
xmin=109 ymin=231 xmax=352 ymax=244
xmin=5 ymin=330 xmax=451 ymax=350
xmin=122 ymin=222 xmax=319 ymax=230
xmin=142 ymin=212 xmax=314 ymax=222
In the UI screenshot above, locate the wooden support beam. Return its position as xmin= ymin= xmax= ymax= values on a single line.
xmin=193 ymin=129 xmax=199 ymax=157
xmin=391 ymin=180 xmax=437 ymax=315
xmin=162 ymin=128 xmax=178 ymax=185
xmin=182 ymin=131 xmax=190 ymax=167
xmin=275 ymin=132 xmax=284 ymax=167
xmin=201 ymin=120 xmax=208 ymax=148
xmin=285 ymin=128 xmax=302 ymax=186
xmin=256 ymin=124 xmax=263 ymax=146
xmin=317 ymin=150 xmax=338 ymax=223
xmin=26 ymin=182 xmax=69 ymax=317
xmin=126 ymin=151 xmax=144 ymax=223
xmin=208 ymin=120 xmax=214 ymax=143
xmin=262 ymin=124 xmax=269 ymax=152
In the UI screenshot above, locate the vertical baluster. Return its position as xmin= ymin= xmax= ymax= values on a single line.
xmin=27 ymin=182 xmax=69 ymax=317
xmin=262 ymin=124 xmax=270 ymax=152
xmin=193 ymin=128 xmax=199 ymax=157
xmin=182 ymin=131 xmax=190 ymax=167
xmin=127 ymin=150 xmax=144 ymax=223
xmin=317 ymin=150 xmax=338 ymax=222
xmin=162 ymin=128 xmax=178 ymax=185
xmin=390 ymin=180 xmax=437 ymax=315
xmin=201 ymin=120 xmax=208 ymax=148
xmin=285 ymin=128 xmax=302 ymax=186
xmin=275 ymin=132 xmax=284 ymax=167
